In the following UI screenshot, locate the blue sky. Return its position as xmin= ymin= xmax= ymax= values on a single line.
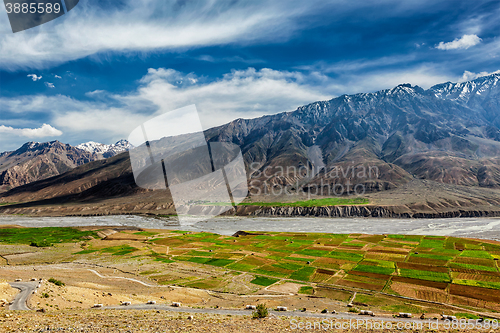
xmin=0 ymin=0 xmax=500 ymax=151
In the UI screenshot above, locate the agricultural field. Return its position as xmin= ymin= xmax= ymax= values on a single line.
xmin=1 ymin=226 xmax=500 ymax=316
xmin=201 ymin=197 xmax=369 ymax=207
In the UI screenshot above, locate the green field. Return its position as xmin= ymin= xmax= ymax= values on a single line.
xmin=101 ymin=245 xmax=138 ymax=256
xmin=71 ymin=230 xmax=500 ymax=292
xmin=202 ymin=197 xmax=369 ymax=207
xmin=250 ymin=276 xmax=279 ymax=286
xmin=2 ymin=226 xmax=500 ymax=301
xmin=352 ymin=264 xmax=395 ymax=275
xmin=0 ymin=227 xmax=97 ymax=247
xmin=399 ymin=268 xmax=451 ymax=283
xmin=298 ymin=286 xmax=313 ymax=294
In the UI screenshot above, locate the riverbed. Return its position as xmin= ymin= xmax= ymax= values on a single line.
xmin=0 ymin=215 xmax=500 ymax=241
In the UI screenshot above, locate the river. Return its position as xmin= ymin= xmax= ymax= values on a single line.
xmin=0 ymin=215 xmax=500 ymax=241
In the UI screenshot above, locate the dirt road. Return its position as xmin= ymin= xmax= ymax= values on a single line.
xmin=8 ymin=281 xmax=37 ymax=311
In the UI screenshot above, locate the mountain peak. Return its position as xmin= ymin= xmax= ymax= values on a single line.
xmin=13 ymin=140 xmax=68 ymax=155
xmin=76 ymin=140 xmax=132 ymax=157
xmin=429 ymin=72 xmax=500 ymax=104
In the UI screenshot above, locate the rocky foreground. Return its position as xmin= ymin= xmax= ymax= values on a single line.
xmin=0 ymin=309 xmax=478 ymax=332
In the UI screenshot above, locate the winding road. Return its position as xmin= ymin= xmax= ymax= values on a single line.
xmin=8 ymin=281 xmax=38 ymax=311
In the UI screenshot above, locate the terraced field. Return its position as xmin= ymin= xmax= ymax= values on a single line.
xmin=64 ymin=229 xmax=500 ymax=309
xmin=2 ymin=226 xmax=500 ymax=314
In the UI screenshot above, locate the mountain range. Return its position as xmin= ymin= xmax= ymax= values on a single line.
xmin=1 ymin=74 xmax=500 ymax=216
xmin=0 ymin=140 xmax=131 ymax=191
xmin=76 ymin=139 xmax=132 ymax=157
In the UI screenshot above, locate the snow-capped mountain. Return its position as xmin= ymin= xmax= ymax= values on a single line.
xmin=430 ymin=73 xmax=500 ymax=105
xmin=0 ymin=140 xmax=97 ymax=189
xmin=76 ymin=139 xmax=133 ymax=158
xmin=0 ymin=139 xmax=133 ymax=190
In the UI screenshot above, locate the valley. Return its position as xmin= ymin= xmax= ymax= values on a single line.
xmin=1 ymin=75 xmax=500 ymax=218
xmin=0 ymin=226 xmax=499 ymax=331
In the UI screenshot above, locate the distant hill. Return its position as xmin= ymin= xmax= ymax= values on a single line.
xmin=0 ymin=140 xmax=131 ymax=190
xmin=205 ymin=74 xmax=500 ymax=192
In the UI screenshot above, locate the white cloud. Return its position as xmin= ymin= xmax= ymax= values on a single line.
xmin=352 ymin=66 xmax=454 ymax=91
xmin=84 ymin=90 xmax=106 ymax=97
xmin=459 ymin=69 xmax=500 ymax=82
xmin=54 ymin=75 xmax=62 ymax=79
xmin=27 ymin=74 xmax=42 ymax=81
xmin=0 ymin=67 xmax=330 ymax=145
xmin=0 ymin=0 xmax=333 ymax=70
xmin=45 ymin=82 xmax=55 ymax=88
xmin=0 ymin=124 xmax=63 ymax=138
xmin=57 ymin=67 xmax=331 ymax=133
xmin=298 ymin=60 xmax=455 ymax=93
xmin=436 ymin=34 xmax=482 ymax=50
xmin=0 ymin=63 xmax=471 ymax=149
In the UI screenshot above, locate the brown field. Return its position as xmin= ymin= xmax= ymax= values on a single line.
xmin=389 ymin=282 xmax=448 ymax=303
xmin=315 ymin=268 xmax=336 ymax=275
xmin=337 ymin=279 xmax=385 ymax=291
xmin=313 ymin=287 xmax=352 ymax=302
xmin=450 ymin=267 xmax=500 ymax=275
xmin=310 ymin=272 xmax=332 ymax=283
xmin=449 ymin=283 xmax=500 ymax=303
xmin=452 ymin=256 xmax=497 ymax=267
xmin=450 ymin=294 xmax=500 ymax=312
xmin=309 ymin=245 xmax=336 ymax=251
xmin=337 ymin=245 xmax=366 ymax=250
xmin=377 ymin=241 xmax=409 ymax=249
xmin=347 ymin=270 xmax=392 ymax=280
xmin=382 ymin=238 xmax=420 ymax=245
xmin=367 ymin=246 xmax=410 ymax=255
xmin=153 ymin=238 xmax=185 ymax=246
xmin=453 ymin=272 xmax=500 ymax=282
xmin=397 ymin=262 xmax=449 ymax=273
xmin=343 ymin=274 xmax=387 ymax=286
xmin=391 ymin=276 xmax=448 ymax=289
xmin=363 ymin=252 xmax=407 ymax=262
xmin=312 ymin=258 xmax=346 ymax=269
xmin=406 ymin=256 xmax=449 ymax=266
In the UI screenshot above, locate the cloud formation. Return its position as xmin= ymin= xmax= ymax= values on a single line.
xmin=436 ymin=34 xmax=482 ymax=50
xmin=55 ymin=67 xmax=332 ymax=134
xmin=27 ymin=74 xmax=42 ymax=81
xmin=460 ymin=69 xmax=500 ymax=82
xmin=0 ymin=67 xmax=331 ymax=148
xmin=45 ymin=82 xmax=55 ymax=88
xmin=0 ymin=124 xmax=63 ymax=138
xmin=0 ymin=63 xmax=492 ymax=151
xmin=0 ymin=0 xmax=333 ymax=70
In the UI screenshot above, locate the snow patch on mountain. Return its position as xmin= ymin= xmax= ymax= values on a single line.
xmin=76 ymin=139 xmax=132 ymax=157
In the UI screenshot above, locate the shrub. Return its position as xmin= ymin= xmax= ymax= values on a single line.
xmin=30 ymin=240 xmax=52 ymax=247
xmin=41 ymin=293 xmax=49 ymax=298
xmin=348 ymin=307 xmax=359 ymax=313
xmin=48 ymin=278 xmax=65 ymax=286
xmin=253 ymin=303 xmax=268 ymax=319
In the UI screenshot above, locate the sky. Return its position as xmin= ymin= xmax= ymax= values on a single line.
xmin=0 ymin=0 xmax=500 ymax=151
